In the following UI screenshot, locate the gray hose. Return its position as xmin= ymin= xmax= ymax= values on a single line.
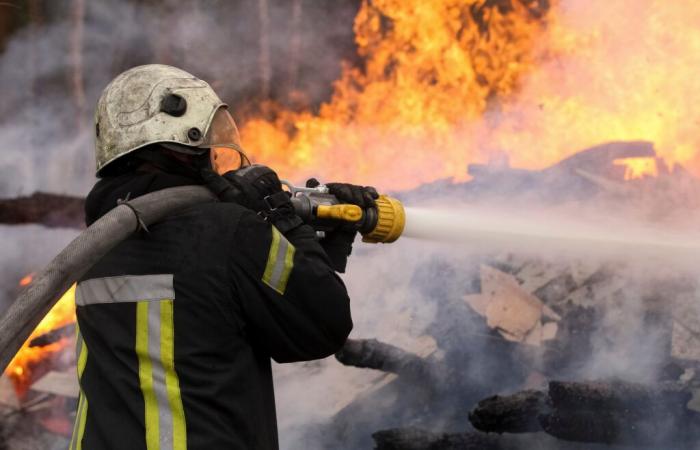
xmin=0 ymin=185 xmax=216 ymax=372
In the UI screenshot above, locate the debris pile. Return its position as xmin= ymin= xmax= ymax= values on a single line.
xmin=3 ymin=142 xmax=700 ymax=448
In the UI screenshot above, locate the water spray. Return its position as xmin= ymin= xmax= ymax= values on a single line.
xmin=5 ymin=181 xmax=700 ymax=378
xmin=283 ymin=180 xmax=700 ymax=267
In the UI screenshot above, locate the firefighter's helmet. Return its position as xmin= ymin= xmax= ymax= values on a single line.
xmin=94 ymin=64 xmax=246 ymax=176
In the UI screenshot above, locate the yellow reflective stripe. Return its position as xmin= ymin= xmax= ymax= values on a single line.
xmin=71 ymin=326 xmax=88 ymax=450
xmin=70 ymin=393 xmax=88 ymax=450
xmin=160 ymin=301 xmax=187 ymax=450
xmin=278 ymin=242 xmax=295 ymax=294
xmin=136 ymin=302 xmax=160 ymax=450
xmin=70 ymin=395 xmax=81 ymax=448
xmin=137 ymin=300 xmax=187 ymax=450
xmin=77 ymin=340 xmax=88 ymax=379
xmin=76 ymin=396 xmax=88 ymax=450
xmin=262 ymin=227 xmax=295 ymax=294
xmin=262 ymin=226 xmax=281 ymax=286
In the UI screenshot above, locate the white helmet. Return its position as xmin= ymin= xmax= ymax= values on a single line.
xmin=94 ymin=64 xmax=246 ymax=176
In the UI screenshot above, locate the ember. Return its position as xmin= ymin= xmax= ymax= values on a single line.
xmin=18 ymin=274 xmax=33 ymax=287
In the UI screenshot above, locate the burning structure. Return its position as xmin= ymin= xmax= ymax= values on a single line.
xmin=2 ymin=0 xmax=700 ymax=449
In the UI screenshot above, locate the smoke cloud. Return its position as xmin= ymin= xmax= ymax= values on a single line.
xmin=1 ymin=1 xmax=699 ymax=449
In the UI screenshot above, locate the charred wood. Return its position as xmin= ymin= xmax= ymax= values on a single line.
xmin=532 ymin=273 xmax=577 ymax=308
xmin=335 ymin=339 xmax=434 ymax=382
xmin=29 ymin=323 xmax=76 ymax=348
xmin=469 ymin=389 xmax=546 ymax=434
xmin=371 ymin=426 xmax=621 ymax=450
xmin=372 ymin=427 xmax=501 ymax=450
xmin=542 ymin=304 xmax=597 ymax=377
xmin=470 ymin=380 xmax=700 ymax=447
xmin=539 ymin=408 xmax=700 ymax=446
xmin=547 ymin=380 xmax=691 ymax=412
xmin=0 ymin=192 xmax=84 ymax=228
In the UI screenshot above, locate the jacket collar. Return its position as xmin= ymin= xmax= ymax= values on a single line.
xmin=85 ymin=171 xmax=199 ymax=226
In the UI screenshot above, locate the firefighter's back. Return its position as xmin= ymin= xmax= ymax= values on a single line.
xmin=73 ymin=201 xmax=279 ymax=450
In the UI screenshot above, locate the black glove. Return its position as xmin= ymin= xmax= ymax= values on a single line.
xmin=202 ymin=164 xmax=282 ymax=212
xmin=306 ymin=178 xmax=379 ymax=208
xmin=202 ymin=165 xmax=302 ymax=233
xmin=305 ymin=179 xmax=380 ymax=273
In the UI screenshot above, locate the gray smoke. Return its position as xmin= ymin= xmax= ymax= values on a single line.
xmin=0 ymin=0 xmax=358 ymax=196
xmin=1 ymin=1 xmax=699 ymax=450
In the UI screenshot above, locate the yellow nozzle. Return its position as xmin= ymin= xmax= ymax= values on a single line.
xmin=316 ymin=204 xmax=364 ymax=222
xmin=362 ymin=195 xmax=405 ymax=244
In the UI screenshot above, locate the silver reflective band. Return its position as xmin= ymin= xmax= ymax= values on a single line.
xmin=76 ymin=274 xmax=175 ymax=306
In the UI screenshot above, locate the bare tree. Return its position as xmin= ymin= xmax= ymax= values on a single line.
xmin=70 ymin=0 xmax=86 ymax=129
xmin=258 ymin=0 xmax=271 ymax=99
xmin=0 ymin=2 xmax=19 ymax=51
xmin=287 ymin=0 xmax=303 ymax=93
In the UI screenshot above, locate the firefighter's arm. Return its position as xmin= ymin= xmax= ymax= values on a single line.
xmin=231 ymin=210 xmax=353 ymax=363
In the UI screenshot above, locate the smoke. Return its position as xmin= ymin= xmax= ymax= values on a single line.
xmin=0 ymin=225 xmax=78 ymax=312
xmin=1 ymin=1 xmax=699 ymax=449
xmin=0 ymin=1 xmax=359 ymax=446
xmin=0 ymin=0 xmax=358 ymax=196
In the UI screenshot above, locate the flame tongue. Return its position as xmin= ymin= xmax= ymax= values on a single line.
xmin=6 ymin=281 xmax=76 ymax=395
xmin=613 ymin=157 xmax=660 ymax=181
xmin=241 ymin=0 xmax=551 ymax=190
xmin=240 ymin=0 xmax=700 ymax=190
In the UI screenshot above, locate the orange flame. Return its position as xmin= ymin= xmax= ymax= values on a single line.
xmin=6 ymin=284 xmax=76 ymax=394
xmin=613 ymin=157 xmax=659 ymax=180
xmin=238 ymin=0 xmax=700 ymax=190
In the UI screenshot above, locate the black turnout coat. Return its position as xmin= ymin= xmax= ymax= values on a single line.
xmin=69 ymin=171 xmax=353 ymax=450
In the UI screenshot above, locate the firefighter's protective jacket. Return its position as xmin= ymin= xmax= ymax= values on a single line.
xmin=70 ymin=171 xmax=353 ymax=450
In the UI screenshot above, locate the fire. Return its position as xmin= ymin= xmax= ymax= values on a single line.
xmin=19 ymin=274 xmax=33 ymax=287
xmin=6 ymin=282 xmax=76 ymax=394
xmin=239 ymin=0 xmax=700 ymax=191
xmin=241 ymin=0 xmax=551 ymax=190
xmin=613 ymin=157 xmax=659 ymax=180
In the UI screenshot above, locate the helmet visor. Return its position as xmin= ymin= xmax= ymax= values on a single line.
xmin=199 ymin=108 xmax=250 ymax=174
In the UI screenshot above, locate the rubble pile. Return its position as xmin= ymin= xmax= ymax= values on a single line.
xmin=324 ymin=142 xmax=700 ymax=449
xmin=3 ymin=141 xmax=700 ymax=448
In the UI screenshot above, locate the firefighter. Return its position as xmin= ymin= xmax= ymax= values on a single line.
xmin=71 ymin=64 xmax=372 ymax=449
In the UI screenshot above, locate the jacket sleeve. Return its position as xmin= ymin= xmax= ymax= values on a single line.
xmin=230 ymin=210 xmax=353 ymax=363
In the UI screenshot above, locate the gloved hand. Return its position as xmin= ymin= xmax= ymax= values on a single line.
xmin=306 ymin=178 xmax=379 ymax=209
xmin=202 ymin=165 xmax=302 ymax=233
xmin=202 ymin=164 xmax=283 ymax=212
xmin=305 ymin=179 xmax=380 ymax=273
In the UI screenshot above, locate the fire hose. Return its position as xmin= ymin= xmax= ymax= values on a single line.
xmin=0 ymin=183 xmax=405 ymax=372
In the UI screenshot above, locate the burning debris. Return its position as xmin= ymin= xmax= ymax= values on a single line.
xmin=2 ymin=0 xmax=700 ymax=447
xmin=5 ymin=281 xmax=76 ymax=395
xmin=4 ymin=141 xmax=700 ymax=449
xmin=294 ymin=142 xmax=700 ymax=449
xmin=0 ymin=278 xmax=76 ymax=449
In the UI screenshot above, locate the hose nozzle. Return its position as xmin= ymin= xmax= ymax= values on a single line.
xmin=361 ymin=195 xmax=405 ymax=243
xmin=284 ymin=181 xmax=405 ymax=244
